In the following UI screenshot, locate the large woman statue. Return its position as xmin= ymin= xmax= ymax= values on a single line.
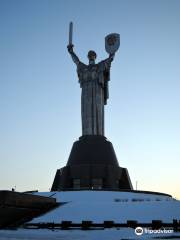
xmin=67 ymin=44 xmax=115 ymax=136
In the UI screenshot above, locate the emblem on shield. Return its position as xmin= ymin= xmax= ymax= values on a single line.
xmin=105 ymin=33 xmax=120 ymax=54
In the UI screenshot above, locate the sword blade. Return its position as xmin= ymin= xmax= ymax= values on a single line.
xmin=69 ymin=22 xmax=73 ymax=45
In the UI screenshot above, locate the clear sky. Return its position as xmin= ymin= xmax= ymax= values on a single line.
xmin=0 ymin=0 xmax=179 ymax=198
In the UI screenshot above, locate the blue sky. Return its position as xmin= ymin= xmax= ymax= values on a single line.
xmin=0 ymin=0 xmax=180 ymax=198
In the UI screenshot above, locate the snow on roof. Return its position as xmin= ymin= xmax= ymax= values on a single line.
xmin=29 ymin=191 xmax=180 ymax=224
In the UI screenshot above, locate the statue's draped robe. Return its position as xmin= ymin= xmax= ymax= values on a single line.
xmin=70 ymin=52 xmax=113 ymax=136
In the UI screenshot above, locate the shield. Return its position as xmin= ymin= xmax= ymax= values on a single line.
xmin=105 ymin=33 xmax=120 ymax=54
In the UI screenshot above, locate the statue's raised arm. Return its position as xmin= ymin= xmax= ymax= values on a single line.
xmin=100 ymin=52 xmax=115 ymax=68
xmin=67 ymin=44 xmax=80 ymax=66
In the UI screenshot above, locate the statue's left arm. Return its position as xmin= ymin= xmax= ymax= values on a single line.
xmin=98 ymin=53 xmax=115 ymax=105
xmin=104 ymin=53 xmax=115 ymax=68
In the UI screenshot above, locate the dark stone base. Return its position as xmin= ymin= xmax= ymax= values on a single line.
xmin=51 ymin=136 xmax=133 ymax=191
xmin=66 ymin=135 xmax=119 ymax=166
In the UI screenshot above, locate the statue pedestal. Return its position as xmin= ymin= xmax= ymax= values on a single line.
xmin=51 ymin=136 xmax=133 ymax=191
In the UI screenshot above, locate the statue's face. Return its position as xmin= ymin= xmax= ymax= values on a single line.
xmin=88 ymin=51 xmax=97 ymax=61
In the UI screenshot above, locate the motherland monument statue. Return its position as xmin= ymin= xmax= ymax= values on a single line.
xmin=67 ymin=22 xmax=120 ymax=136
xmin=51 ymin=22 xmax=133 ymax=191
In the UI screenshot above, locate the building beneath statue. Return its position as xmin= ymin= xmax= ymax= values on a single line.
xmin=51 ymin=135 xmax=133 ymax=191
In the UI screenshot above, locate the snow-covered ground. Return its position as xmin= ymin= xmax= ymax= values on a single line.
xmin=29 ymin=190 xmax=180 ymax=224
xmin=1 ymin=191 xmax=179 ymax=240
xmin=0 ymin=228 xmax=180 ymax=240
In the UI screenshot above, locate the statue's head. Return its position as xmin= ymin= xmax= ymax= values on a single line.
xmin=87 ymin=50 xmax=97 ymax=61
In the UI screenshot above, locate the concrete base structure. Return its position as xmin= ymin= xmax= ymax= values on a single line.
xmin=51 ymin=135 xmax=133 ymax=191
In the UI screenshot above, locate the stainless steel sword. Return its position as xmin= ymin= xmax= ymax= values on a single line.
xmin=69 ymin=22 xmax=73 ymax=46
